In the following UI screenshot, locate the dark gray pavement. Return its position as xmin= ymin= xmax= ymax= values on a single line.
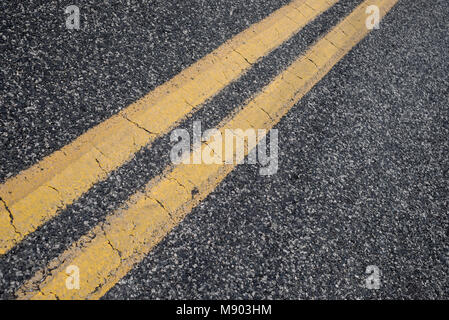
xmin=0 ymin=0 xmax=290 ymax=183
xmin=1 ymin=0 xmax=448 ymax=299
xmin=105 ymin=0 xmax=449 ymax=299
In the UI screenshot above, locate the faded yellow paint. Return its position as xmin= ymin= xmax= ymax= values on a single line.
xmin=0 ymin=0 xmax=337 ymax=255
xmin=17 ymin=0 xmax=399 ymax=300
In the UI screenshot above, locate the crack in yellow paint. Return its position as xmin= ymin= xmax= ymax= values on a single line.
xmin=16 ymin=0 xmax=399 ymax=300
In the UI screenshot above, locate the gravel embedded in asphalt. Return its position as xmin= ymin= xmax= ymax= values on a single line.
xmin=104 ymin=0 xmax=449 ymax=299
xmin=0 ymin=0 xmax=448 ymax=299
xmin=0 ymin=0 xmax=291 ymax=183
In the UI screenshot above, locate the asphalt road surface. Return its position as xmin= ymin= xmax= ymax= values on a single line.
xmin=0 ymin=0 xmax=448 ymax=299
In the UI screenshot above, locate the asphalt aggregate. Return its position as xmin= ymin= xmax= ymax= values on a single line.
xmin=0 ymin=0 xmax=448 ymax=299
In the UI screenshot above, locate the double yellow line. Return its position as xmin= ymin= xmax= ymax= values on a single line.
xmin=0 ymin=0 xmax=337 ymax=255
xmin=2 ymin=0 xmax=398 ymax=299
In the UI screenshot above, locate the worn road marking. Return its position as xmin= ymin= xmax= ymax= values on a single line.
xmin=0 ymin=0 xmax=338 ymax=255
xmin=16 ymin=0 xmax=398 ymax=300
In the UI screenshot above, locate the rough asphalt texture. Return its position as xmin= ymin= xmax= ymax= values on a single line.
xmin=1 ymin=0 xmax=449 ymax=299
xmin=0 ymin=0 xmax=292 ymax=296
xmin=0 ymin=0 xmax=364 ymax=297
xmin=0 ymin=0 xmax=291 ymax=183
xmin=107 ymin=0 xmax=449 ymax=299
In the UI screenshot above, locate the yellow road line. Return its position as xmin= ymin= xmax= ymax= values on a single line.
xmin=0 ymin=0 xmax=338 ymax=255
xmin=17 ymin=0 xmax=398 ymax=300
